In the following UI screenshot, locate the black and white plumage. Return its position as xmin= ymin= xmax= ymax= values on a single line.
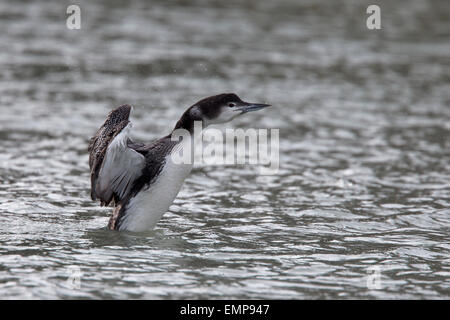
xmin=88 ymin=93 xmax=270 ymax=232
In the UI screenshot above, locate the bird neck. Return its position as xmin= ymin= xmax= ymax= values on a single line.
xmin=172 ymin=111 xmax=204 ymax=135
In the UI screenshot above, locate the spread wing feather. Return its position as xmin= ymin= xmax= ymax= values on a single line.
xmin=88 ymin=105 xmax=145 ymax=206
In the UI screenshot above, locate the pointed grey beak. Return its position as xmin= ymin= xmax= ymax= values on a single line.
xmin=235 ymin=102 xmax=271 ymax=114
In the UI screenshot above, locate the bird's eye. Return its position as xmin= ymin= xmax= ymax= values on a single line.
xmin=228 ymin=103 xmax=235 ymax=108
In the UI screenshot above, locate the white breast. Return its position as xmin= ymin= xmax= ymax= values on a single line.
xmin=118 ymin=144 xmax=193 ymax=232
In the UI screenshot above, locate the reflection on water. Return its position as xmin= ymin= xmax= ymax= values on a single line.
xmin=0 ymin=0 xmax=449 ymax=299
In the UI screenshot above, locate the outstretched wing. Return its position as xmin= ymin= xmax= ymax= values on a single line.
xmin=88 ymin=105 xmax=145 ymax=206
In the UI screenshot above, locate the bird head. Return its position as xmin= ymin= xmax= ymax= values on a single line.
xmin=174 ymin=93 xmax=270 ymax=132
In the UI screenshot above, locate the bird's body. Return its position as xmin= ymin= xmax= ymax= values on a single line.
xmin=111 ymin=138 xmax=193 ymax=231
xmin=88 ymin=93 xmax=270 ymax=232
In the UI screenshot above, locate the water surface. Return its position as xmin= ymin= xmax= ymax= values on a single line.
xmin=0 ymin=0 xmax=449 ymax=299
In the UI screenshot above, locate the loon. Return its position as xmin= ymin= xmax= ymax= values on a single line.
xmin=88 ymin=93 xmax=270 ymax=232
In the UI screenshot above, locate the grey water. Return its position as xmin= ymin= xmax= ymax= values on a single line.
xmin=0 ymin=0 xmax=449 ymax=299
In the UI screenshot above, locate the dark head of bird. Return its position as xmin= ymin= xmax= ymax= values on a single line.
xmin=173 ymin=93 xmax=271 ymax=133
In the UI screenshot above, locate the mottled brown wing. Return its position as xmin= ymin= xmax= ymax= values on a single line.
xmin=88 ymin=105 xmax=145 ymax=206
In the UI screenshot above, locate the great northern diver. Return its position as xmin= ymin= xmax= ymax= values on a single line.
xmin=88 ymin=93 xmax=270 ymax=232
